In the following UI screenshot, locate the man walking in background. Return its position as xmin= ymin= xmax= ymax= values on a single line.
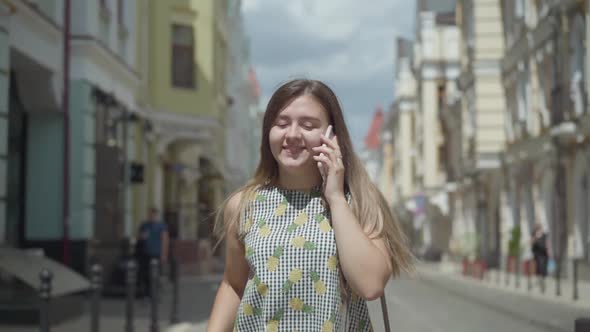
xmin=137 ymin=207 xmax=169 ymax=297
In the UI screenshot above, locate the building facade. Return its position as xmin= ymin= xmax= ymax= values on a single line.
xmin=389 ymin=37 xmax=419 ymax=244
xmin=449 ymin=0 xmax=507 ymax=267
xmin=0 ymin=0 xmax=244 ymax=279
xmin=0 ymin=0 xmax=141 ymax=278
xmin=384 ymin=0 xmax=590 ymax=290
xmin=130 ymin=0 xmax=234 ymax=273
xmin=500 ymin=0 xmax=589 ymax=283
xmin=391 ymin=38 xmax=418 ymax=205
xmin=409 ymin=0 xmax=460 ymax=255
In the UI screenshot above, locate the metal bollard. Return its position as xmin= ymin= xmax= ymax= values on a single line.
xmin=150 ymin=258 xmax=160 ymax=332
xmin=515 ymin=258 xmax=522 ymax=288
xmin=90 ymin=264 xmax=102 ymax=332
xmin=39 ymin=269 xmax=53 ymax=332
xmin=526 ymin=264 xmax=532 ymax=292
xmin=575 ymin=318 xmax=590 ymax=332
xmin=505 ymin=264 xmax=510 ymax=286
xmin=125 ymin=260 xmax=137 ymax=332
xmin=573 ymin=259 xmax=579 ymax=301
xmin=170 ymin=259 xmax=179 ymax=324
xmin=556 ymin=258 xmax=562 ymax=297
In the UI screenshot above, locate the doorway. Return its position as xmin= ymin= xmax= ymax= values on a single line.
xmin=4 ymin=73 xmax=27 ymax=247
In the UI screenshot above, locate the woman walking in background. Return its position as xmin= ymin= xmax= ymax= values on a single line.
xmin=207 ymin=79 xmax=414 ymax=331
xmin=531 ymin=223 xmax=551 ymax=278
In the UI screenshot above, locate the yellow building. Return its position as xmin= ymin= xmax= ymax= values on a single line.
xmin=133 ymin=0 xmax=230 ymax=270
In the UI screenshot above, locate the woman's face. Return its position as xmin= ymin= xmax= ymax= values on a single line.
xmin=269 ymin=94 xmax=331 ymax=174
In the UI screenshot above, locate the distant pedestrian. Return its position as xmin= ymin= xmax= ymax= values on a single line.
xmin=137 ymin=207 xmax=169 ymax=297
xmin=531 ymin=223 xmax=551 ymax=278
xmin=206 ymin=79 xmax=415 ymax=331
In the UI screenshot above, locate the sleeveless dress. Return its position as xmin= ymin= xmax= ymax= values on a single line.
xmin=234 ymin=185 xmax=373 ymax=332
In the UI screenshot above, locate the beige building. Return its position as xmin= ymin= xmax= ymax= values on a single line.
xmin=446 ymin=0 xmax=507 ymax=266
xmin=388 ymin=37 xmax=419 ymax=246
xmin=391 ymin=38 xmax=418 ymax=206
xmin=500 ymin=0 xmax=589 ymax=285
xmin=388 ymin=1 xmax=460 ymax=255
xmin=410 ymin=0 xmax=460 ymax=254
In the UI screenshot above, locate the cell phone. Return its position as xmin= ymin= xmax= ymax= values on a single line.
xmin=317 ymin=125 xmax=333 ymax=181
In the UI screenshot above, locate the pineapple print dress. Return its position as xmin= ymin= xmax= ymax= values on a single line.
xmin=235 ymin=185 xmax=373 ymax=331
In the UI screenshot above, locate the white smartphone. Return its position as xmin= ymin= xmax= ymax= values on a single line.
xmin=318 ymin=125 xmax=333 ymax=181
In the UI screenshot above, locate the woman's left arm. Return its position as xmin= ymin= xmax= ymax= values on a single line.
xmin=329 ymin=195 xmax=393 ymax=301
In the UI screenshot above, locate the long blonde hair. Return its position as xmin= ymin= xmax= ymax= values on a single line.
xmin=214 ymin=79 xmax=414 ymax=278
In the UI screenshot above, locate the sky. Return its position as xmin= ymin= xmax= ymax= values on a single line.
xmin=241 ymin=0 xmax=416 ymax=149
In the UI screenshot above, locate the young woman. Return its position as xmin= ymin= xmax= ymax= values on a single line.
xmin=531 ymin=223 xmax=551 ymax=278
xmin=207 ymin=79 xmax=414 ymax=331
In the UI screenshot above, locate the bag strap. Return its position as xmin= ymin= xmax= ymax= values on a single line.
xmin=380 ymin=294 xmax=391 ymax=332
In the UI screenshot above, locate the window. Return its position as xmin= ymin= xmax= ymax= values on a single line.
xmin=171 ymin=24 xmax=196 ymax=89
xmin=99 ymin=0 xmax=111 ymax=22
xmin=515 ymin=0 xmax=524 ymax=18
xmin=437 ymin=82 xmax=446 ymax=111
xmin=117 ymin=0 xmax=124 ymax=26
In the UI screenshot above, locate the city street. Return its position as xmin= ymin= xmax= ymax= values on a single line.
xmin=2 ymin=264 xmax=588 ymax=331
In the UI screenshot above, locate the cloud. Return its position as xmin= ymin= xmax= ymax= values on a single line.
xmin=242 ymin=0 xmax=261 ymax=13
xmin=242 ymin=0 xmax=415 ymax=148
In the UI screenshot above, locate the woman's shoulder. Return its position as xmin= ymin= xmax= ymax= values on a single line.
xmin=224 ymin=185 xmax=268 ymax=215
xmin=223 ymin=190 xmax=247 ymax=225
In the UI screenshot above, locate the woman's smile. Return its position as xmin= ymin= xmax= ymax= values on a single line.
xmin=283 ymin=145 xmax=306 ymax=157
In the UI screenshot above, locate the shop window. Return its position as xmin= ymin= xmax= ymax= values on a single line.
xmin=171 ymin=24 xmax=196 ymax=89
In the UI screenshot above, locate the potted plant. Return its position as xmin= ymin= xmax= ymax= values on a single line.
xmin=507 ymin=225 xmax=521 ymax=273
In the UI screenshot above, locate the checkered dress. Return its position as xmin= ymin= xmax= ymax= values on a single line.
xmin=234 ymin=185 xmax=373 ymax=332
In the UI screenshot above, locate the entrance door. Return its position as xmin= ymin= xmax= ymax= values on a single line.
xmin=94 ymin=143 xmax=123 ymax=243
xmin=5 ymin=74 xmax=27 ymax=247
